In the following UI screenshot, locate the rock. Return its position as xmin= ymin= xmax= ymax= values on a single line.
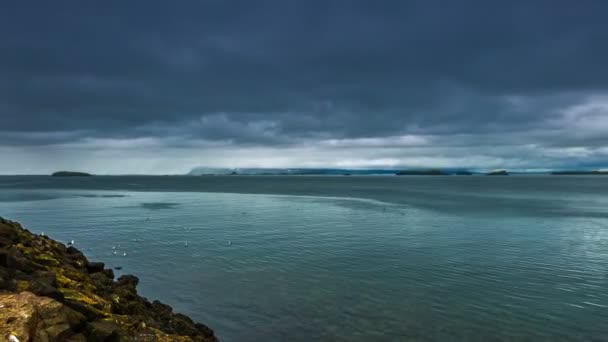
xmin=0 ymin=248 xmax=10 ymax=267
xmin=30 ymin=275 xmax=64 ymax=301
xmin=151 ymin=300 xmax=173 ymax=321
xmin=0 ymin=223 xmax=17 ymax=242
xmin=63 ymin=299 xmax=104 ymax=321
xmin=0 ymin=267 xmax=16 ymax=290
xmin=86 ymin=262 xmax=105 ymax=274
xmin=6 ymin=247 xmax=35 ymax=274
xmin=0 ymin=218 xmax=218 ymax=342
xmin=170 ymin=313 xmax=200 ymax=336
xmin=85 ymin=320 xmax=123 ymax=342
xmin=102 ymin=269 xmax=115 ymax=280
xmin=116 ymin=275 xmax=139 ymax=288
xmin=0 ymin=292 xmax=86 ymax=341
xmin=66 ymin=246 xmax=82 ymax=255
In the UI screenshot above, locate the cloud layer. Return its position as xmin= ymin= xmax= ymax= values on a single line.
xmin=1 ymin=1 xmax=608 ymax=173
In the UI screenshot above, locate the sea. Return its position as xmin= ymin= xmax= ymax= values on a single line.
xmin=0 ymin=175 xmax=607 ymax=341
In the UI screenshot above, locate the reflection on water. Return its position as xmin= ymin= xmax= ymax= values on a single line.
xmin=0 ymin=176 xmax=607 ymax=341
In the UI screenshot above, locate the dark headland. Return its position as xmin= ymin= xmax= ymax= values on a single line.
xmin=51 ymin=171 xmax=92 ymax=177
xmin=486 ymin=170 xmax=509 ymax=176
xmin=0 ymin=217 xmax=217 ymax=341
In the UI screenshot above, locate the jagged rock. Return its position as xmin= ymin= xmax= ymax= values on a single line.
xmin=85 ymin=320 xmax=124 ymax=342
xmin=29 ymin=275 xmax=64 ymax=301
xmin=86 ymin=262 xmax=105 ymax=274
xmin=116 ymin=275 xmax=139 ymax=288
xmin=0 ymin=217 xmax=218 ymax=341
xmin=102 ymin=268 xmax=115 ymax=280
xmin=0 ymin=292 xmax=86 ymax=341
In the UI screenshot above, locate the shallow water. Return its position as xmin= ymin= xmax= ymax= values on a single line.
xmin=0 ymin=176 xmax=607 ymax=341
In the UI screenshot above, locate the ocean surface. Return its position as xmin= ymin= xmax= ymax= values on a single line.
xmin=1 ymin=175 xmax=607 ymax=341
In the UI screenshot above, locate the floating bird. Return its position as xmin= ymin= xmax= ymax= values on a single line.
xmin=112 ymin=246 xmax=117 ymax=250
xmin=123 ymin=252 xmax=127 ymax=256
xmin=68 ymin=240 xmax=74 ymax=245
xmin=114 ymin=266 xmax=123 ymax=270
xmin=112 ymin=251 xmax=118 ymax=256
xmin=184 ymin=241 xmax=189 ymax=247
xmin=228 ymin=240 xmax=232 ymax=246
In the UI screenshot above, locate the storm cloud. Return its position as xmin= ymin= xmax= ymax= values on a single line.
xmin=1 ymin=0 xmax=608 ymax=173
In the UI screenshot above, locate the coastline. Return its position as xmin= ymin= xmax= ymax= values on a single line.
xmin=0 ymin=216 xmax=217 ymax=341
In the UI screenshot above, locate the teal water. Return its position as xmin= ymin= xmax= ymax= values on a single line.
xmin=0 ymin=176 xmax=607 ymax=341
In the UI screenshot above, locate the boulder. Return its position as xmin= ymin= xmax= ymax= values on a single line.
xmin=85 ymin=320 xmax=123 ymax=342
xmin=116 ymin=275 xmax=139 ymax=288
xmin=86 ymin=262 xmax=105 ymax=274
xmin=29 ymin=275 xmax=64 ymax=301
xmin=0 ymin=292 xmax=86 ymax=341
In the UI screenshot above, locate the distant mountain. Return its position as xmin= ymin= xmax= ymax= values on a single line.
xmin=396 ymin=169 xmax=445 ymax=175
xmin=188 ymin=167 xmax=399 ymax=176
xmin=187 ymin=167 xmax=608 ymax=176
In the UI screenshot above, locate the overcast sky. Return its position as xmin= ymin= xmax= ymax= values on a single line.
xmin=1 ymin=0 xmax=608 ymax=174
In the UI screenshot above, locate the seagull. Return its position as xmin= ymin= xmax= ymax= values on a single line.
xmin=123 ymin=252 xmax=127 ymax=256
xmin=68 ymin=240 xmax=75 ymax=245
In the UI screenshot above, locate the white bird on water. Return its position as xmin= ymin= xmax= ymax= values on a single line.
xmin=228 ymin=240 xmax=232 ymax=246
xmin=68 ymin=240 xmax=75 ymax=245
xmin=184 ymin=241 xmax=189 ymax=247
xmin=122 ymin=252 xmax=127 ymax=257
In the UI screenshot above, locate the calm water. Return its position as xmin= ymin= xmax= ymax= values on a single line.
xmin=1 ymin=175 xmax=607 ymax=341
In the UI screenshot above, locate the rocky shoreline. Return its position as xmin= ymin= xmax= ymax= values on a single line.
xmin=0 ymin=217 xmax=217 ymax=341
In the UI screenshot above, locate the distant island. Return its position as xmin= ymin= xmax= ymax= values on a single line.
xmin=552 ymin=170 xmax=608 ymax=175
xmin=51 ymin=171 xmax=92 ymax=177
xmin=396 ymin=169 xmax=445 ymax=175
xmin=186 ymin=166 xmax=608 ymax=176
xmin=188 ymin=167 xmax=399 ymax=176
xmin=487 ymin=170 xmax=509 ymax=176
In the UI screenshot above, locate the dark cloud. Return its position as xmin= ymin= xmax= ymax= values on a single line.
xmin=0 ymin=0 xmax=607 ymax=171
